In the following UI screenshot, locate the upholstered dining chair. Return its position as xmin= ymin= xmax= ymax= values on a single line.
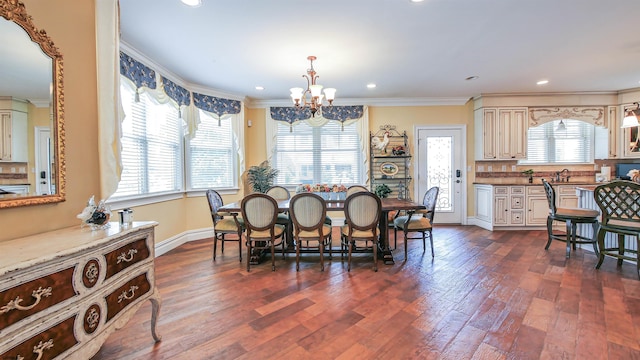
xmin=266 ymin=185 xmax=292 ymax=244
xmin=341 ymin=191 xmax=382 ymax=271
xmin=393 ymin=186 xmax=439 ymax=259
xmin=541 ymin=179 xmax=599 ymax=258
xmin=241 ymin=193 xmax=286 ymax=272
xmin=289 ymin=193 xmax=332 ymax=271
xmin=594 ymin=180 xmax=640 ymax=278
xmin=206 ymin=189 xmax=244 ymax=262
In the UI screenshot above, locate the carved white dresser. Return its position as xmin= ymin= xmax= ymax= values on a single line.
xmin=0 ymin=222 xmax=161 ymax=360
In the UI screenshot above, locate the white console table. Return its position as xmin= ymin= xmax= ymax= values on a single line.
xmin=0 ymin=222 xmax=160 ymax=359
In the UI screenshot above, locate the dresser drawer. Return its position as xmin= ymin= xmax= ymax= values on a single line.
xmin=0 ymin=315 xmax=77 ymax=360
xmin=104 ymin=238 xmax=150 ymax=280
xmin=105 ymin=272 xmax=151 ymax=322
xmin=0 ymin=267 xmax=76 ymax=332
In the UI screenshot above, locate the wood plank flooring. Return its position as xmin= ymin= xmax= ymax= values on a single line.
xmin=91 ymin=226 xmax=640 ymax=359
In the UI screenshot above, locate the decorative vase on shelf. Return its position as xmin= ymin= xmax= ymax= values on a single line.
xmin=77 ymin=195 xmax=111 ymax=230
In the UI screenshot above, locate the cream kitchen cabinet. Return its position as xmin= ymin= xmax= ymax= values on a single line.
xmin=474 ymin=107 xmax=527 ymax=160
xmin=493 ymin=186 xmax=525 ymax=226
xmin=0 ymin=110 xmax=27 ymax=162
xmin=0 ymin=222 xmax=161 ymax=360
xmin=526 ymin=186 xmax=548 ymax=226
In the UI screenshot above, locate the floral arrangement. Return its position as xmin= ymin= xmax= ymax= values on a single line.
xmin=296 ymin=184 xmax=348 ymax=194
xmin=77 ymin=195 xmax=111 ymax=230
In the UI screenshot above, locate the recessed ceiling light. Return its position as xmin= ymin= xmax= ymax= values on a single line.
xmin=367 ymin=83 xmax=377 ymax=89
xmin=181 ymin=0 xmax=202 ymax=7
xmin=537 ymin=80 xmax=549 ymax=85
xmin=410 ymin=0 xmax=425 ymax=3
xmin=255 ymin=86 xmax=264 ymax=91
xmin=465 ymin=76 xmax=479 ymax=81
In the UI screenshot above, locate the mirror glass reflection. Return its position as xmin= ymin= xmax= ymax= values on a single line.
xmin=0 ymin=2 xmax=65 ymax=208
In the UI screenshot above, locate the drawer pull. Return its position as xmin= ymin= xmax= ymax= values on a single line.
xmin=1 ymin=287 xmax=52 ymax=314
xmin=117 ymin=249 xmax=138 ymax=264
xmin=16 ymin=339 xmax=54 ymax=360
xmin=117 ymin=285 xmax=139 ymax=303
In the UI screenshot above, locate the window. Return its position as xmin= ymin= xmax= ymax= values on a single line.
xmin=187 ymin=111 xmax=237 ymax=189
xmin=525 ymin=119 xmax=594 ymax=164
xmin=113 ymin=82 xmax=183 ymax=198
xmin=273 ymin=121 xmax=363 ymax=186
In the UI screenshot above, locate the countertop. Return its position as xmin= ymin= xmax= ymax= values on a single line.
xmin=473 ymin=182 xmax=598 ymax=186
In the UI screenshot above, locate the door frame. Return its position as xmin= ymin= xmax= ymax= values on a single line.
xmin=413 ymin=124 xmax=467 ymax=225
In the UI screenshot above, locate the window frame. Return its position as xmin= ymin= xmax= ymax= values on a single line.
xmin=520 ymin=119 xmax=595 ymax=165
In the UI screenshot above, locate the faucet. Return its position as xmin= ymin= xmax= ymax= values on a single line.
xmin=558 ymin=168 xmax=570 ymax=182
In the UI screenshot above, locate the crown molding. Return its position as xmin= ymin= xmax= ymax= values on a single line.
xmin=246 ymin=96 xmax=471 ymax=109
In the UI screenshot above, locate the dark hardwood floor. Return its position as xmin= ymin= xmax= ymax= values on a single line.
xmin=92 ymin=226 xmax=640 ymax=359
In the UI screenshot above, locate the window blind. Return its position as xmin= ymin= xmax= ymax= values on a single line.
xmin=274 ymin=121 xmax=363 ymax=186
xmin=113 ymin=84 xmax=183 ymax=198
xmin=188 ymin=111 xmax=235 ymax=189
xmin=525 ymin=119 xmax=594 ymax=164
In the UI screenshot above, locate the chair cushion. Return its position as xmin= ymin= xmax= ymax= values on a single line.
xmin=394 ymin=215 xmax=432 ymax=230
xmin=248 ymin=224 xmax=285 ymax=239
xmin=555 ymin=207 xmax=599 ymax=219
xmin=341 ymin=225 xmax=378 ymax=238
xmin=215 ymin=218 xmax=244 ymax=232
xmin=607 ymin=218 xmax=640 ymax=230
xmin=296 ymin=224 xmax=332 ymax=239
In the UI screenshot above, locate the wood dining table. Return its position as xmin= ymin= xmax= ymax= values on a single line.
xmin=219 ymin=197 xmax=426 ymax=265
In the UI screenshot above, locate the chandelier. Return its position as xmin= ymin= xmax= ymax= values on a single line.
xmin=290 ymin=56 xmax=336 ymax=117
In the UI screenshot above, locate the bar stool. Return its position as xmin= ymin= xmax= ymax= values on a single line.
xmin=542 ymin=179 xmax=599 ymax=258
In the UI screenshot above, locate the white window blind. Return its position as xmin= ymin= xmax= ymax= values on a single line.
xmin=525 ymin=119 xmax=594 ymax=164
xmin=187 ymin=111 xmax=236 ymax=189
xmin=274 ymin=121 xmax=363 ymax=186
xmin=113 ymin=83 xmax=183 ymax=198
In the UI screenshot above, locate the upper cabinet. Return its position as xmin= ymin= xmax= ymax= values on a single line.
xmin=0 ymin=109 xmax=27 ymax=162
xmin=475 ymin=107 xmax=527 ymax=160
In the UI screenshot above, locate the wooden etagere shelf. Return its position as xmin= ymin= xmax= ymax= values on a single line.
xmin=370 ymin=125 xmax=412 ymax=200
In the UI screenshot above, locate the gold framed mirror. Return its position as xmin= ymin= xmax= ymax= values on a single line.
xmin=0 ymin=0 xmax=65 ymax=208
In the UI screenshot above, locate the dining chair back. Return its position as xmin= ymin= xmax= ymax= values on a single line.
xmin=266 ymin=185 xmax=292 ymax=244
xmin=206 ymin=189 xmax=244 ymax=262
xmin=346 ymin=185 xmax=369 ymax=197
xmin=393 ymin=186 xmax=439 ymax=259
xmin=241 ymin=193 xmax=286 ymax=271
xmin=341 ymin=191 xmax=382 ymax=271
xmin=542 ymin=179 xmax=599 ymax=258
xmin=289 ymin=193 xmax=332 ymax=271
xmin=594 ymin=180 xmax=640 ymax=278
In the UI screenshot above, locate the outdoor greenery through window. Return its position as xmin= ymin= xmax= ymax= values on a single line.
xmin=187 ymin=111 xmax=236 ymax=189
xmin=273 ymin=121 xmax=363 ymax=186
xmin=524 ymin=119 xmax=594 ymax=164
xmin=113 ymin=82 xmax=183 ymax=198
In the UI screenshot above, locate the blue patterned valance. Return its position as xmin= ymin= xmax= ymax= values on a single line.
xmin=193 ymin=92 xmax=241 ymax=117
xmin=119 ymin=52 xmax=156 ymax=90
xmin=162 ymin=76 xmax=191 ymax=107
xmin=271 ymin=105 xmax=364 ymax=124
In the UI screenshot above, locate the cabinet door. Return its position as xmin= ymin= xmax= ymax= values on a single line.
xmin=475 ymin=185 xmax=493 ymax=222
xmin=494 ymin=195 xmax=509 ymax=225
xmin=0 ymin=112 xmax=10 ymax=160
xmin=526 ymin=196 xmax=548 ymax=225
xmin=557 ymin=185 xmax=578 ymax=208
xmin=497 ymin=108 xmax=527 ymax=160
xmin=482 ymin=109 xmax=497 ymax=159
xmin=608 ymin=106 xmax=618 ymax=159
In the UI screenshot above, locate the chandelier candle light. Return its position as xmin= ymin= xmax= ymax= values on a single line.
xmin=290 ymin=56 xmax=336 ymax=117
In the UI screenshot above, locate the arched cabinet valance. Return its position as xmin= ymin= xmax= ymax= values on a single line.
xmin=529 ymin=106 xmax=606 ymax=127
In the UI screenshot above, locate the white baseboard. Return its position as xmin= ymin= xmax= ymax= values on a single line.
xmin=155 ymin=228 xmax=214 ymax=257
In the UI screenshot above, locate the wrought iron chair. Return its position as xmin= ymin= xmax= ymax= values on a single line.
xmin=289 ymin=193 xmax=332 ymax=271
xmin=241 ymin=193 xmax=286 ymax=272
xmin=341 ymin=191 xmax=382 ymax=271
xmin=393 ymin=186 xmax=439 ymax=259
xmin=542 ymin=179 xmax=599 ymax=258
xmin=206 ymin=189 xmax=244 ymax=262
xmin=594 ymin=180 xmax=640 ymax=278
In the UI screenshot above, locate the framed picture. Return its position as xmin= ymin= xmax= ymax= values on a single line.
xmin=380 ymin=162 xmax=399 ymax=176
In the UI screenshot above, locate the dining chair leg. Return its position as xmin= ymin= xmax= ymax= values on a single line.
xmin=347 ymin=239 xmax=353 ymax=272
xmin=295 ymin=237 xmax=300 ymax=271
xmin=565 ymin=220 xmax=571 ymax=258
xmin=246 ymin=240 xmax=252 ymax=272
xmin=545 ymin=217 xmax=553 ymax=250
xmin=422 ymin=231 xmax=426 ymax=252
xmin=595 ymin=228 xmax=606 ymax=269
xmin=271 ymin=241 xmax=276 ymax=271
xmin=319 ymin=242 xmax=324 ymax=272
xmin=237 ymin=230 xmax=243 ymax=262
xmin=618 ymin=234 xmax=625 ymax=267
xmin=212 ymin=235 xmax=218 ymax=261
xmin=404 ymin=232 xmax=408 ymax=260
xmin=591 ymin=222 xmax=599 ymax=257
xmin=429 ymin=230 xmax=434 ymax=258
xmin=373 ymin=239 xmax=378 ymax=272
xmin=394 ymin=227 xmax=398 ymax=250
xmin=221 ymin=234 xmax=225 ymax=254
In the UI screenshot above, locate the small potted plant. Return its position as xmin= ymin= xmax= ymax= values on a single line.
xmin=522 ymin=169 xmax=535 ymax=184
xmin=374 ymin=183 xmax=392 ymax=198
xmin=247 ymin=160 xmax=279 ymax=193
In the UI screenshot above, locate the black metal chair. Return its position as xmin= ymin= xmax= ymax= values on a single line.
xmin=594 ymin=180 xmax=640 ymax=278
xmin=541 ymin=179 xmax=599 ymax=258
xmin=206 ymin=189 xmax=244 ymax=262
xmin=393 ymin=186 xmax=439 ymax=259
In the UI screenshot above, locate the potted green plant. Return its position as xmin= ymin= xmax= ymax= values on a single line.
xmin=522 ymin=169 xmax=535 ymax=184
xmin=374 ymin=183 xmax=392 ymax=198
xmin=247 ymin=160 xmax=279 ymax=193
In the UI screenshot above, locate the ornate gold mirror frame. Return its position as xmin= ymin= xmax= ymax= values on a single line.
xmin=0 ymin=0 xmax=65 ymax=208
